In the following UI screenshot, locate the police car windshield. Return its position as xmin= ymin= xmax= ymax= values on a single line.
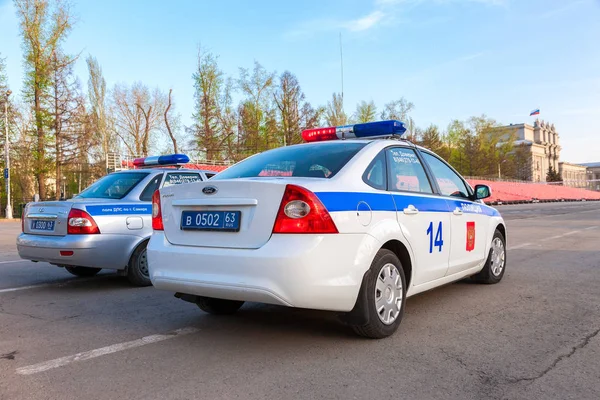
xmin=213 ymin=142 xmax=367 ymax=180
xmin=76 ymin=172 xmax=149 ymax=199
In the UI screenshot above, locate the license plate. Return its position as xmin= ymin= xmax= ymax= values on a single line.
xmin=30 ymin=220 xmax=55 ymax=231
xmin=181 ymin=211 xmax=241 ymax=232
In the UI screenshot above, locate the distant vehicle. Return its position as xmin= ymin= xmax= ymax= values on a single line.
xmin=147 ymin=121 xmax=507 ymax=338
xmin=17 ymin=154 xmax=216 ymax=286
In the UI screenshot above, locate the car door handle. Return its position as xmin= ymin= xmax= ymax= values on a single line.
xmin=453 ymin=208 xmax=463 ymax=216
xmin=403 ymin=205 xmax=419 ymax=215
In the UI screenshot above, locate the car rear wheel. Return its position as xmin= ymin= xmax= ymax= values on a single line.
xmin=349 ymin=249 xmax=406 ymax=339
xmin=65 ymin=266 xmax=101 ymax=277
xmin=127 ymin=241 xmax=151 ymax=287
xmin=471 ymin=229 xmax=506 ymax=284
xmin=196 ymin=297 xmax=245 ymax=315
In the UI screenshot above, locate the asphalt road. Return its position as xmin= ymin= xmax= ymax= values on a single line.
xmin=1 ymin=202 xmax=599 ymax=400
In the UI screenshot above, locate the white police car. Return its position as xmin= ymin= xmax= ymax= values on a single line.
xmin=148 ymin=121 xmax=506 ymax=338
xmin=17 ymin=154 xmax=216 ymax=286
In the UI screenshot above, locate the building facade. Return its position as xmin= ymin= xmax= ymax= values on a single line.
xmin=582 ymin=162 xmax=600 ymax=191
xmin=558 ymin=162 xmax=587 ymax=188
xmin=497 ymin=120 xmax=561 ymax=182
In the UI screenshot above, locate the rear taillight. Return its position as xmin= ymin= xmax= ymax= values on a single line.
xmin=273 ymin=184 xmax=338 ymax=234
xmin=152 ymin=189 xmax=164 ymax=230
xmin=67 ymin=209 xmax=100 ymax=234
xmin=21 ymin=209 xmax=25 ymax=232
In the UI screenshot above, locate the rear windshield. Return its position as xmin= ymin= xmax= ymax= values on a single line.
xmin=76 ymin=172 xmax=148 ymax=199
xmin=212 ymin=143 xmax=367 ymax=180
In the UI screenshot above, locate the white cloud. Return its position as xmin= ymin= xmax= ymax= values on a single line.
xmin=344 ymin=11 xmax=386 ymax=32
xmin=285 ymin=0 xmax=507 ymax=39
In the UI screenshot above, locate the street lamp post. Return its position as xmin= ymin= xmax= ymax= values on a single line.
xmin=4 ymin=89 xmax=12 ymax=219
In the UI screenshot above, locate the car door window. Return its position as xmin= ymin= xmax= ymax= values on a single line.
xmin=421 ymin=152 xmax=470 ymax=199
xmin=163 ymin=172 xmax=202 ymax=187
xmin=363 ymin=151 xmax=387 ymax=190
xmin=386 ymin=147 xmax=432 ymax=194
xmin=139 ymin=174 xmax=162 ymax=201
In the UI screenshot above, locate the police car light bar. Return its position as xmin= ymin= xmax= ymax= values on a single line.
xmin=133 ymin=154 xmax=190 ymax=168
xmin=301 ymin=120 xmax=407 ymax=142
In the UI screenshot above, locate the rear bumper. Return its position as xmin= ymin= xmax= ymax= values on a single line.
xmin=16 ymin=233 xmax=146 ymax=270
xmin=148 ymin=232 xmax=378 ymax=312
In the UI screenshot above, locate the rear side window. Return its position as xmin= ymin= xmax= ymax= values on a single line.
xmin=212 ymin=143 xmax=366 ymax=180
xmin=386 ymin=148 xmax=433 ymax=194
xmin=363 ymin=151 xmax=387 ymax=190
xmin=163 ymin=172 xmax=202 ymax=187
xmin=76 ymin=172 xmax=148 ymax=199
xmin=205 ymin=173 xmax=216 ymax=179
xmin=139 ymin=174 xmax=162 ymax=201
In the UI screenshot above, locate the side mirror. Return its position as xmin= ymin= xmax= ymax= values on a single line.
xmin=474 ymin=184 xmax=491 ymax=200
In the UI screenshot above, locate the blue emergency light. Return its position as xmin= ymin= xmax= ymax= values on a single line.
xmin=133 ymin=154 xmax=190 ymax=168
xmin=302 ymin=120 xmax=406 ymax=142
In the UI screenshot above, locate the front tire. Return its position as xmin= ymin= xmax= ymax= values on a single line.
xmin=65 ymin=266 xmax=101 ymax=277
xmin=127 ymin=241 xmax=151 ymax=287
xmin=349 ymin=249 xmax=406 ymax=339
xmin=196 ymin=297 xmax=244 ymax=315
xmin=471 ymin=229 xmax=506 ymax=284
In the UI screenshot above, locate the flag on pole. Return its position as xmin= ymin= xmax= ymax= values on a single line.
xmin=530 ymin=109 xmax=540 ymax=116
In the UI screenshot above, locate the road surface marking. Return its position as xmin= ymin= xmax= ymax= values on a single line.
xmin=540 ymin=226 xmax=597 ymax=242
xmin=509 ymin=243 xmax=533 ymax=250
xmin=16 ymin=327 xmax=199 ymax=375
xmin=0 ymin=260 xmax=28 ymax=265
xmin=0 ymin=283 xmax=53 ymax=294
xmin=0 ymin=276 xmax=107 ymax=294
xmin=510 ymin=226 xmax=597 ymax=250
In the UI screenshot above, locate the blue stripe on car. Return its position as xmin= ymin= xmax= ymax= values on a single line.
xmin=85 ymin=204 xmax=152 ymax=216
xmin=315 ymin=192 xmax=500 ymax=217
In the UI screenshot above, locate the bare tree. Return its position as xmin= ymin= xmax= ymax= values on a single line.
xmin=15 ymin=0 xmax=74 ymax=199
xmin=163 ymin=89 xmax=179 ymax=153
xmin=112 ymin=82 xmax=163 ymax=156
xmin=380 ymin=97 xmax=414 ymax=122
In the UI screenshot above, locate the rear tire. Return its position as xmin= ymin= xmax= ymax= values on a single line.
xmin=471 ymin=229 xmax=506 ymax=284
xmin=196 ymin=297 xmax=244 ymax=315
xmin=127 ymin=241 xmax=151 ymax=287
xmin=65 ymin=266 xmax=101 ymax=277
xmin=349 ymin=249 xmax=406 ymax=339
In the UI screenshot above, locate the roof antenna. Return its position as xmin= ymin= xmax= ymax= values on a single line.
xmin=339 ymin=32 xmax=344 ymax=101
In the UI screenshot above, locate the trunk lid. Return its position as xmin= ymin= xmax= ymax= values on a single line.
xmin=161 ymin=179 xmax=293 ymax=249
xmin=23 ymin=201 xmax=74 ymax=236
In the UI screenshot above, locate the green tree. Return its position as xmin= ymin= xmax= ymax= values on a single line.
xmin=86 ymin=55 xmax=115 ymax=161
xmin=15 ymin=0 xmax=74 ymax=199
xmin=546 ymin=166 xmax=562 ymax=182
xmin=190 ymin=49 xmax=226 ymax=160
xmin=237 ymin=61 xmax=276 ymax=156
xmin=353 ymin=100 xmax=377 ymax=123
xmin=325 ymin=92 xmax=347 ymax=126
xmin=419 ymin=124 xmax=444 ymax=154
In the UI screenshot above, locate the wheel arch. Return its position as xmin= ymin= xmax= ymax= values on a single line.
xmin=380 ymin=239 xmax=413 ymax=289
xmin=495 ymin=222 xmax=507 ymax=241
xmin=125 ymin=236 xmax=150 ymax=269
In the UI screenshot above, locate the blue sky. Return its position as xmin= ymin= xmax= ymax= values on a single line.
xmin=1 ymin=0 xmax=599 ymax=162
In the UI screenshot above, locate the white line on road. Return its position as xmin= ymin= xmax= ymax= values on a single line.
xmin=0 ymin=260 xmax=28 ymax=265
xmin=0 ymin=283 xmax=53 ymax=294
xmin=0 ymin=276 xmax=105 ymax=294
xmin=509 ymin=226 xmax=598 ymax=250
xmin=16 ymin=327 xmax=199 ymax=376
